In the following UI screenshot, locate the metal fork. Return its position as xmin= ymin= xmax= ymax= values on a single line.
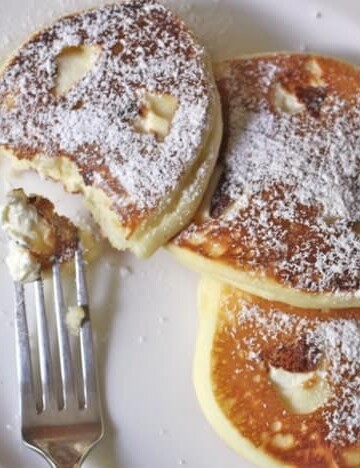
xmin=13 ymin=246 xmax=103 ymax=467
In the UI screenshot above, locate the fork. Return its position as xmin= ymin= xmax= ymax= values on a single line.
xmin=13 ymin=245 xmax=103 ymax=467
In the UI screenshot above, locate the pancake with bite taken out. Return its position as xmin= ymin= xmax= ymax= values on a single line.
xmin=0 ymin=0 xmax=222 ymax=258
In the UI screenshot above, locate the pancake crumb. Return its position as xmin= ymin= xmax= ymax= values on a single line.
xmin=66 ymin=305 xmax=85 ymax=336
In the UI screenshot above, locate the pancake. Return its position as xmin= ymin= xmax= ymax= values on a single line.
xmin=0 ymin=0 xmax=222 ymax=258
xmin=195 ymin=277 xmax=360 ymax=468
xmin=1 ymin=188 xmax=98 ymax=281
xmin=170 ymin=54 xmax=360 ymax=308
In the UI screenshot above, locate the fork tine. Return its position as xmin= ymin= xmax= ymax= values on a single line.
xmin=14 ymin=282 xmax=36 ymax=413
xmin=53 ymin=260 xmax=75 ymax=408
xmin=12 ymin=249 xmax=103 ymax=467
xmin=75 ymin=246 xmax=98 ymax=409
xmin=34 ymin=277 xmax=55 ymax=411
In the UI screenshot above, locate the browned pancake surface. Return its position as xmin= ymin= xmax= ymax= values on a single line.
xmin=212 ymin=284 xmax=360 ymax=467
xmin=0 ymin=0 xmax=214 ymax=233
xmin=175 ymin=55 xmax=360 ymax=295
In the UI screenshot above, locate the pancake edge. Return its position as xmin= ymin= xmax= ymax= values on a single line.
xmin=194 ymin=276 xmax=285 ymax=468
xmin=168 ymin=244 xmax=360 ymax=309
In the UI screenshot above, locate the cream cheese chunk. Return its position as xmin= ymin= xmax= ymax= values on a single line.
xmin=269 ymin=365 xmax=331 ymax=414
xmin=1 ymin=189 xmax=39 ymax=245
xmin=1 ymin=189 xmax=42 ymax=282
xmin=5 ymin=244 xmax=40 ymax=282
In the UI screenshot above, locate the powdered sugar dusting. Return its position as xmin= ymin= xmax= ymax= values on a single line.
xmin=309 ymin=320 xmax=360 ymax=444
xmin=221 ymin=292 xmax=360 ymax=446
xmin=0 ymin=0 xmax=213 ymax=225
xmin=177 ymin=55 xmax=360 ymax=295
xmin=222 ymin=60 xmax=360 ymax=222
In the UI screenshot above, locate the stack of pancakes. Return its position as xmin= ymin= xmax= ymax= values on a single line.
xmin=0 ymin=1 xmax=359 ymax=466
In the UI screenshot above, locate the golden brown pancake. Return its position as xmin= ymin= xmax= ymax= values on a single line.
xmin=0 ymin=0 xmax=222 ymax=258
xmin=195 ymin=277 xmax=360 ymax=467
xmin=170 ymin=54 xmax=360 ymax=309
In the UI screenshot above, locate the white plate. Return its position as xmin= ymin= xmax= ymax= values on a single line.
xmin=0 ymin=1 xmax=359 ymax=467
